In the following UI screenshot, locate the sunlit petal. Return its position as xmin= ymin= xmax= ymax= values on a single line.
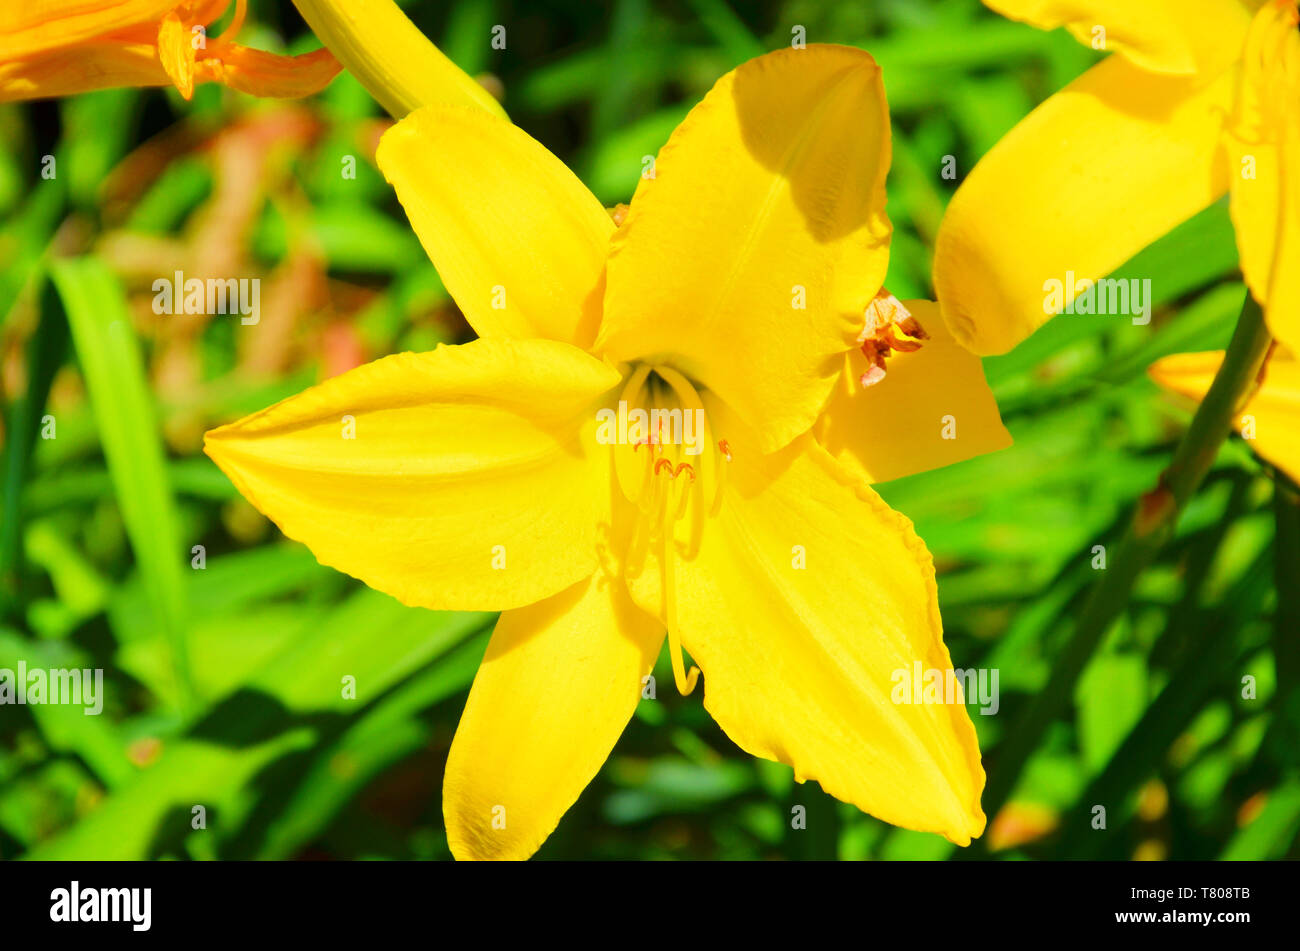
xmin=1225 ymin=0 xmax=1300 ymax=350
xmin=597 ymin=45 xmax=893 ymax=453
xmin=204 ymin=337 xmax=620 ymax=612
xmin=983 ymin=0 xmax=1259 ymax=74
xmin=377 ymin=105 xmax=614 ymax=347
xmin=654 ymin=398 xmax=987 ymax=844
xmin=934 ymin=56 xmax=1234 ymax=355
xmin=444 ymin=573 xmax=663 ymax=860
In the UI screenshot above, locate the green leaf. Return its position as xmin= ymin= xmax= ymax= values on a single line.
xmin=24 ymin=591 xmax=490 ymax=860
xmin=49 ymin=257 xmax=193 ymax=712
xmin=1 ymin=278 xmax=68 ymax=612
xmin=1220 ymin=779 xmax=1300 ymax=860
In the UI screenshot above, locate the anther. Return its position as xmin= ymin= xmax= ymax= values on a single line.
xmin=857 ymin=287 xmax=929 ymax=389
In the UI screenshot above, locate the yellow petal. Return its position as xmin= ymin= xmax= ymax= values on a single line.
xmin=596 ymin=45 xmax=893 ymax=454
xmin=1264 ymin=153 xmax=1300 ymax=352
xmin=204 ymin=337 xmax=621 ymax=612
xmin=1150 ymin=347 xmax=1300 ymax=484
xmin=376 ymin=105 xmax=614 ymax=348
xmin=814 ymin=300 xmax=1012 ymax=483
xmin=1225 ymin=0 xmax=1300 ymax=351
xmin=0 ymin=42 xmax=168 ymax=102
xmin=444 ymin=573 xmax=663 ymax=860
xmin=290 ymin=0 xmax=506 ymax=119
xmin=934 ymin=56 xmax=1234 ymax=355
xmin=660 ymin=397 xmax=986 ymax=844
xmin=983 ymin=0 xmax=1258 ymax=74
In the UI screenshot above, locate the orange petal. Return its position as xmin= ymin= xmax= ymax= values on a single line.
xmin=0 ymin=42 xmax=169 ymax=102
xmin=196 ymin=44 xmax=341 ymax=99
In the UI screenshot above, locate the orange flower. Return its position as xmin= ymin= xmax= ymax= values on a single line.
xmin=0 ymin=0 xmax=340 ymax=102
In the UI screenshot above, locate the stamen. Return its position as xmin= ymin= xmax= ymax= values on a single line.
xmin=860 ymin=364 xmax=887 ymax=388
xmin=611 ymin=364 xmax=733 ymax=565
xmin=662 ymin=535 xmax=699 ymax=696
xmin=710 ymin=440 xmax=730 ymax=518
xmin=619 ymin=364 xmax=653 ymax=407
xmin=857 ymin=287 xmax=929 ymax=388
xmin=672 ymin=464 xmax=696 ymax=520
xmin=653 ymin=364 xmax=718 ymax=516
xmin=613 ymin=364 xmax=656 ymax=510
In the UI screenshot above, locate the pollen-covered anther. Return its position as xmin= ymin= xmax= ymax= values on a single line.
xmin=857 ymin=288 xmax=929 ymax=388
xmin=717 ymin=439 xmax=732 ymax=462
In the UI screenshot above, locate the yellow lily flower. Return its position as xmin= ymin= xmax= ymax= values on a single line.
xmin=0 ymin=0 xmax=341 ymax=102
xmin=933 ymin=0 xmax=1300 ymax=358
xmin=1149 ymin=347 xmax=1300 ymax=484
xmin=204 ymin=45 xmax=1010 ymax=859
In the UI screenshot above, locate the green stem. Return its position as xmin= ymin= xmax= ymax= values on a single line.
xmin=978 ymin=293 xmax=1273 ymax=839
xmin=1274 ymin=477 xmax=1300 ymax=731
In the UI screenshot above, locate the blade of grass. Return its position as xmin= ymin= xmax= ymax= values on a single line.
xmin=685 ymin=0 xmax=765 ymax=65
xmin=24 ymin=592 xmax=490 ymax=859
xmin=1056 ymin=547 xmax=1272 ymax=857
xmin=1220 ymin=777 xmax=1300 ymax=860
xmin=48 ymin=257 xmax=194 ymax=715
xmin=0 ymin=278 xmax=68 ymax=615
xmin=1274 ymin=478 xmax=1300 ymax=716
xmin=254 ymin=630 xmax=490 ymax=859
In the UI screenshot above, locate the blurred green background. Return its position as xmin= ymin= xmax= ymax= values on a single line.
xmin=0 ymin=0 xmax=1296 ymax=860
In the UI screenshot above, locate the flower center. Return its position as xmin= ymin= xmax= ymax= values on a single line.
xmin=608 ymin=365 xmax=730 ymax=522
xmin=603 ymin=363 xmax=731 ymax=695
